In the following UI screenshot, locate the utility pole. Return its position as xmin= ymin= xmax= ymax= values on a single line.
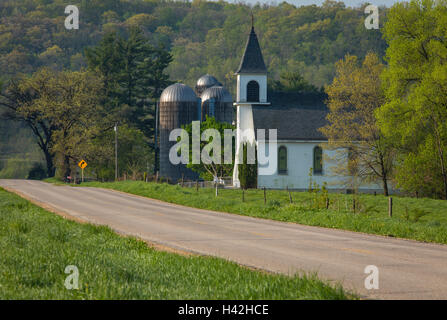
xmin=114 ymin=122 xmax=118 ymax=181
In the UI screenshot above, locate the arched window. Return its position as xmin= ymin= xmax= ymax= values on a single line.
xmin=313 ymin=146 xmax=323 ymax=175
xmin=246 ymin=80 xmax=259 ymax=102
xmin=278 ymin=146 xmax=287 ymax=174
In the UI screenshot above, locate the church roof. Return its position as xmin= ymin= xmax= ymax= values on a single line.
xmin=236 ymin=27 xmax=267 ymax=74
xmin=253 ymin=91 xmax=328 ymax=141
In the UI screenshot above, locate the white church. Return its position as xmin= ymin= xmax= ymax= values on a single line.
xmin=231 ymin=24 xmax=382 ymax=193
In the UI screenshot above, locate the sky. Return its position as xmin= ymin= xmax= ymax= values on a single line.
xmin=231 ymin=0 xmax=404 ymax=7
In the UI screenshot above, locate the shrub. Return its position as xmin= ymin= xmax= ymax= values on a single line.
xmin=27 ymin=163 xmax=47 ymax=180
xmin=238 ymin=142 xmax=257 ymax=189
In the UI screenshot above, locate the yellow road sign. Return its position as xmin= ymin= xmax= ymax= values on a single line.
xmin=78 ymin=160 xmax=87 ymax=169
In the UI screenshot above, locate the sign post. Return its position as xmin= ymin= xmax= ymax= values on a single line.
xmin=114 ymin=123 xmax=118 ymax=181
xmin=78 ymin=160 xmax=87 ymax=182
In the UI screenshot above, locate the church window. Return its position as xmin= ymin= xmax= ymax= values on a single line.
xmin=278 ymin=146 xmax=287 ymax=174
xmin=247 ymin=80 xmax=260 ymax=102
xmin=313 ymin=146 xmax=323 ymax=175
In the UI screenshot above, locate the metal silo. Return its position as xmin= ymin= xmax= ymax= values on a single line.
xmin=200 ymin=86 xmax=233 ymax=124
xmin=159 ymin=83 xmax=199 ymax=181
xmin=195 ymin=74 xmax=219 ymax=97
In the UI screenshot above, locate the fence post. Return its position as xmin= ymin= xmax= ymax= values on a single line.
xmin=389 ymin=197 xmax=393 ymax=217
xmin=181 ymin=174 xmax=184 ymax=187
xmin=242 ymin=189 xmax=245 ymax=202
xmin=353 ymin=198 xmax=356 ymax=214
xmin=287 ymin=186 xmax=292 ymax=204
xmin=196 ymin=180 xmax=199 ymax=192
xmin=326 ymin=197 xmax=330 ymax=209
xmin=263 ymin=187 xmax=266 ymax=205
xmin=155 ymin=171 xmax=159 ymax=183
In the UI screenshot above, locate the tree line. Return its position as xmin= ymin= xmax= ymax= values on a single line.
xmin=322 ymin=0 xmax=447 ymax=199
xmin=0 ymin=0 xmax=386 ymax=91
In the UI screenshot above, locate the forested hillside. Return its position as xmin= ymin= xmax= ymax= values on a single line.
xmin=0 ymin=0 xmax=387 ymax=89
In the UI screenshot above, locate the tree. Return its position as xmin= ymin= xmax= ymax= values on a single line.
xmin=238 ymin=142 xmax=257 ymax=189
xmin=88 ymin=124 xmax=153 ymax=181
xmin=85 ymin=28 xmax=172 ymax=137
xmin=269 ymin=70 xmax=320 ymax=93
xmin=1 ymin=69 xmax=57 ymax=177
xmin=183 ymin=116 xmax=235 ymax=181
xmin=0 ymin=68 xmax=105 ymax=178
xmin=38 ymin=71 xmax=105 ymax=178
xmin=376 ymin=0 xmax=447 ymax=198
xmin=320 ymin=53 xmax=394 ymax=195
xmin=85 ymin=28 xmax=172 ymax=175
xmin=84 ymin=31 xmax=126 ymax=120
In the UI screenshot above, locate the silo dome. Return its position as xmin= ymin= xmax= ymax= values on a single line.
xmin=195 ymin=74 xmax=219 ymax=96
xmin=160 ymin=83 xmax=197 ymax=103
xmin=201 ymin=86 xmax=233 ymax=104
xmin=201 ymin=86 xmax=233 ymax=124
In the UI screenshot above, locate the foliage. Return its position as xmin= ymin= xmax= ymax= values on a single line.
xmin=238 ymin=142 xmax=257 ymax=189
xmin=0 ymin=159 xmax=35 ymax=179
xmin=376 ymin=0 xmax=447 ymax=199
xmin=0 ymin=1 xmax=386 ymax=92
xmin=0 ymin=119 xmax=42 ymax=179
xmin=27 ymin=163 xmax=47 ymax=180
xmin=85 ymin=27 xmax=172 ymax=148
xmin=1 ymin=68 xmax=105 ymax=178
xmin=88 ymin=124 xmax=153 ymax=182
xmin=1 ymin=26 xmax=171 ymax=179
xmin=269 ymin=70 xmax=321 ymax=93
xmin=183 ymin=116 xmax=235 ymax=180
xmin=321 ymin=53 xmax=394 ymax=195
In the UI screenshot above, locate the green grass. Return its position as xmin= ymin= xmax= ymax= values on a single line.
xmin=0 ymin=187 xmax=351 ymax=299
xmin=59 ymin=179 xmax=447 ymax=245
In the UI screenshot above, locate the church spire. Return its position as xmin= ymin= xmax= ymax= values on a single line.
xmin=235 ymin=17 xmax=267 ymax=74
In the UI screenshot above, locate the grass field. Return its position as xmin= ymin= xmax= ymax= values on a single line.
xmin=0 ymin=187 xmax=351 ymax=299
xmin=56 ymin=179 xmax=447 ymax=245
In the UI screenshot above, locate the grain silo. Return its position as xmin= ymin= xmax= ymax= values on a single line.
xmin=200 ymin=86 xmax=233 ymax=124
xmin=195 ymin=74 xmax=219 ymax=97
xmin=159 ymin=83 xmax=200 ymax=181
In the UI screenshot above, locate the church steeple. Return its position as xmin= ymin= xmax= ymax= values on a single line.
xmin=235 ymin=19 xmax=268 ymax=104
xmin=236 ymin=21 xmax=267 ymax=74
